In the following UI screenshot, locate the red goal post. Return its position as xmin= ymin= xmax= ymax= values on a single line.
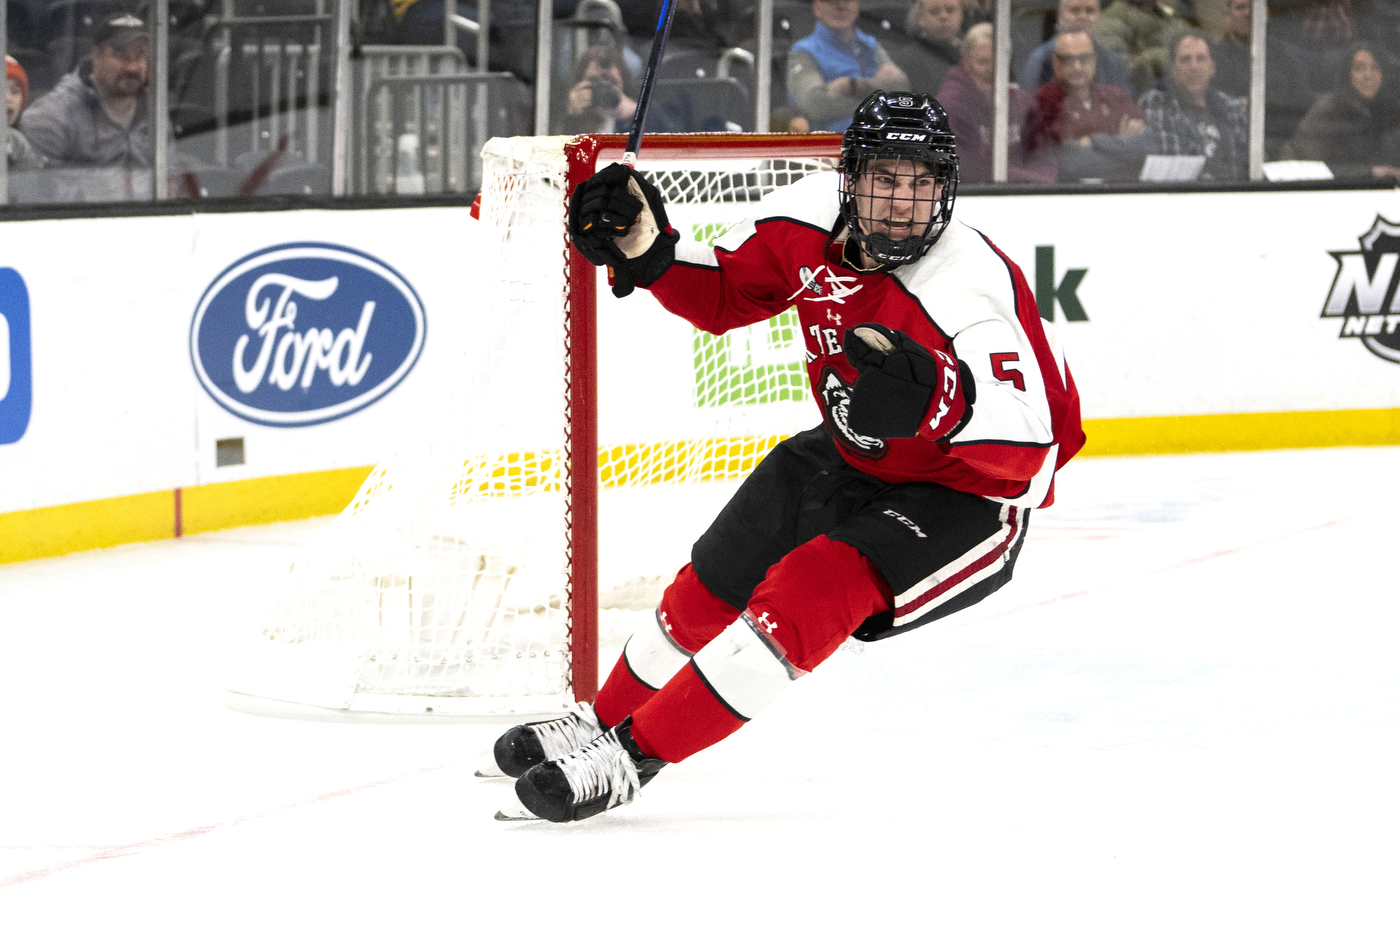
xmin=563 ymin=133 xmax=842 ymax=704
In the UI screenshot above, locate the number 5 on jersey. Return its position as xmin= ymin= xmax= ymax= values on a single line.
xmin=991 ymin=352 xmax=1025 ymax=391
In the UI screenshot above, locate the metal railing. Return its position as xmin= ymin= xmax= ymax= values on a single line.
xmin=211 ymin=9 xmax=334 ymax=172
xmin=357 ymin=68 xmax=526 ymax=196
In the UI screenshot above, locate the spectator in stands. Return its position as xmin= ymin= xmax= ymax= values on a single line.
xmin=1018 ymin=0 xmax=1131 ymax=94
xmin=787 ymin=0 xmax=911 ymax=132
xmin=883 ymin=0 xmax=964 ymax=97
xmin=1270 ymin=0 xmax=1365 ymax=99
xmin=6 ymin=55 xmax=43 ymax=170
xmin=19 ymin=14 xmax=152 ymax=169
xmin=1095 ymin=0 xmax=1190 ymax=96
xmin=1026 ymin=30 xmax=1147 ymax=180
xmin=556 ymin=43 xmax=638 ymax=135
xmin=1209 ymin=0 xmax=1313 ymax=157
xmin=1138 ymin=30 xmax=1248 ymax=180
xmin=1284 ymin=42 xmax=1400 ymax=180
xmin=937 ymin=23 xmax=1054 ymax=182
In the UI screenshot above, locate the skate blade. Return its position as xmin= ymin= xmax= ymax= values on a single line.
xmin=494 ymin=803 xmax=541 ymax=822
xmin=474 ymin=754 xmax=506 ymax=778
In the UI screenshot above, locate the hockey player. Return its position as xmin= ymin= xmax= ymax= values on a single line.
xmin=493 ymin=91 xmax=1085 ymax=823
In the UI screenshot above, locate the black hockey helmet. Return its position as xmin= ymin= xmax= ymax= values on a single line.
xmin=839 ymin=90 xmax=959 ymax=266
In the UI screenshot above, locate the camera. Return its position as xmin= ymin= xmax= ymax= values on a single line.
xmin=588 ymin=80 xmax=621 ymax=112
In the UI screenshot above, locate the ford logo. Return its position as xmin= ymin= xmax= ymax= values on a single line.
xmin=190 ymin=243 xmax=425 ymax=427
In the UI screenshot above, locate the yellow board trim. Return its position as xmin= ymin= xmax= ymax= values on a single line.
xmin=1080 ymin=407 xmax=1400 ymax=456
xmin=3 ymin=408 xmax=1397 ymax=565
xmin=0 ymin=490 xmax=175 ymax=564
xmin=180 ymin=466 xmax=375 ymax=537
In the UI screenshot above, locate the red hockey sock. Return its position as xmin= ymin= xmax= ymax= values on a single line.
xmin=594 ymin=563 xmax=742 ymax=728
xmin=628 ymin=662 xmax=745 ymax=763
xmin=627 ymin=537 xmax=893 ymax=763
xmin=658 ymin=562 xmax=743 ymax=654
xmin=747 ymin=536 xmax=892 ymax=672
xmin=593 ymin=653 xmax=657 ymax=728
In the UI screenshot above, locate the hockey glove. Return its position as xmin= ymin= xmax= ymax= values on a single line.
xmin=843 ymin=323 xmax=976 ymax=442
xmin=568 ymin=162 xmax=680 ymax=298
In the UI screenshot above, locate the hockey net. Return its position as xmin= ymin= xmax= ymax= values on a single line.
xmin=226 ymin=133 xmax=841 ymax=717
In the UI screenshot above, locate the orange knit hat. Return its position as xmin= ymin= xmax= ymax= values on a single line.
xmin=6 ymin=55 xmax=29 ymax=111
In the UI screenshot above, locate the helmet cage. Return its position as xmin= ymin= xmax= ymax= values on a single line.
xmin=838 ymin=91 xmax=959 ymax=267
xmin=839 ymin=153 xmax=958 ymax=266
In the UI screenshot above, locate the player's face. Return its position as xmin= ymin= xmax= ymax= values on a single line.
xmin=1171 ymin=36 xmax=1215 ymax=100
xmin=1053 ymin=32 xmax=1096 ymax=92
xmin=853 ymin=159 xmax=940 ymax=243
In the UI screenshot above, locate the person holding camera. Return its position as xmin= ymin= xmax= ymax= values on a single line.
xmin=556 ymin=45 xmax=638 ymax=135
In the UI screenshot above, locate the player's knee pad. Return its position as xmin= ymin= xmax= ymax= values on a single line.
xmin=690 ymin=611 xmax=803 ymax=721
xmin=656 ymin=562 xmax=742 ymax=654
xmin=747 ymin=536 xmax=892 ymax=672
xmin=622 ymin=608 xmax=693 ymax=690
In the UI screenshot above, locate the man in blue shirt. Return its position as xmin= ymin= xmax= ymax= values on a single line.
xmin=787 ymin=0 xmax=910 ymax=131
xmin=1017 ymin=0 xmax=1130 ymax=94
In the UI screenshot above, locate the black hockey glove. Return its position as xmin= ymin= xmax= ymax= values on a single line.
xmin=568 ymin=162 xmax=680 ymax=298
xmin=843 ymin=323 xmax=976 ymax=441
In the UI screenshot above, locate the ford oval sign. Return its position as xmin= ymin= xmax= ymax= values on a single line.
xmin=190 ymin=243 xmax=425 ymax=427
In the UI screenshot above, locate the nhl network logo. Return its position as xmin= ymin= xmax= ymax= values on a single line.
xmin=1321 ymin=215 xmax=1400 ymax=364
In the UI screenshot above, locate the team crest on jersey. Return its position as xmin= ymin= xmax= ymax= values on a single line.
xmin=1321 ymin=215 xmax=1400 ymax=364
xmin=787 ymin=265 xmax=863 ymax=305
xmin=818 ymin=366 xmax=886 ymax=458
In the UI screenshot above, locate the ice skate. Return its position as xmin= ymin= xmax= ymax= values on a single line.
xmin=491 ymin=703 xmax=605 ymax=778
xmin=512 ymin=718 xmax=666 ymax=823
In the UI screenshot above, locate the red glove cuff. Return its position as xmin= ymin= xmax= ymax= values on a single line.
xmin=915 ymin=350 xmax=971 ymax=443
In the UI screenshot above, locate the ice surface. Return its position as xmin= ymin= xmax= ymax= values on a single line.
xmin=1 ymin=447 xmax=1397 ymax=930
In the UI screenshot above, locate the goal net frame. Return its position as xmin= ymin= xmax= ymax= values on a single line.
xmin=226 ymin=132 xmax=843 ymax=720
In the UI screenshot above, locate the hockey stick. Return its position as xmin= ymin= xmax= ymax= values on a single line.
xmin=621 ymin=0 xmax=681 ymax=166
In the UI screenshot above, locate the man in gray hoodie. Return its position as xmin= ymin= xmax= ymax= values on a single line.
xmin=19 ymin=13 xmax=152 ymax=169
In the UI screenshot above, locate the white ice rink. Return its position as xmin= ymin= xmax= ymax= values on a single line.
xmin=2 ymin=446 xmax=1398 ymax=931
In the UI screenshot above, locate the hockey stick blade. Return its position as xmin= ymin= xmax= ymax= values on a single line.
xmin=494 ymin=803 xmax=542 ymax=822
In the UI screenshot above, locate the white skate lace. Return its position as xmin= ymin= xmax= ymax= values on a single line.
xmin=557 ymin=730 xmax=642 ymax=811
xmin=530 ymin=703 xmax=603 ymax=762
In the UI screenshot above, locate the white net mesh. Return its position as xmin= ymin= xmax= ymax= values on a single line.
xmin=227 ymin=137 xmax=836 ymax=716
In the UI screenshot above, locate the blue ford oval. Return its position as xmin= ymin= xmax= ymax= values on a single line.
xmin=191 ymin=243 xmax=426 ymax=427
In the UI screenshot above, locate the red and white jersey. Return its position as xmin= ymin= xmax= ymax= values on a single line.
xmin=647 ymin=171 xmax=1085 ymax=507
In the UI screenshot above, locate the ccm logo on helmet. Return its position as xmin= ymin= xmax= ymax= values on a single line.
xmin=886 ymin=132 xmax=929 ymax=142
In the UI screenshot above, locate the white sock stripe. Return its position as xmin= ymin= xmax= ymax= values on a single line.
xmin=692 ymin=616 xmax=794 ymax=721
xmin=622 ymin=610 xmax=693 ymax=689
